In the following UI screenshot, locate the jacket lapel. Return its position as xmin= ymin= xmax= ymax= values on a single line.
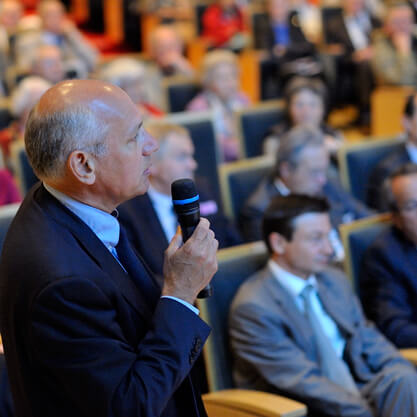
xmin=317 ymin=275 xmax=355 ymax=337
xmin=36 ymin=185 xmax=156 ymax=321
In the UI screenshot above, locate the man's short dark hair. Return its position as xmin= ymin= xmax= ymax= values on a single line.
xmin=383 ymin=163 xmax=417 ymax=212
xmin=404 ymin=93 xmax=417 ymax=118
xmin=262 ymin=194 xmax=330 ymax=252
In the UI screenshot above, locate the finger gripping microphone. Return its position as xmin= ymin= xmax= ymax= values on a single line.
xmin=172 ymin=178 xmax=213 ymax=298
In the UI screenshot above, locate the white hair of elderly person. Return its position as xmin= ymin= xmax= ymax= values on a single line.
xmin=10 ymin=76 xmax=52 ymax=130
xmin=97 ymin=57 xmax=164 ymax=117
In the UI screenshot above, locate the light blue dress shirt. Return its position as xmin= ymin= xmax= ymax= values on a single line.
xmin=43 ymin=184 xmax=198 ymax=315
xmin=268 ymin=259 xmax=346 ymax=358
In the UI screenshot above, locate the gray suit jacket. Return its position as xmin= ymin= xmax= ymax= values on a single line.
xmin=229 ymin=265 xmax=410 ymax=417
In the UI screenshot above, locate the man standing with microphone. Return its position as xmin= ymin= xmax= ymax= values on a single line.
xmin=0 ymin=79 xmax=218 ymax=417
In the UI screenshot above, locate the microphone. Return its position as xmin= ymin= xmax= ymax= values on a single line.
xmin=171 ymin=178 xmax=213 ymax=299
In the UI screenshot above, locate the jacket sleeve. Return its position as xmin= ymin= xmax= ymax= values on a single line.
xmin=29 ymin=277 xmax=210 ymax=417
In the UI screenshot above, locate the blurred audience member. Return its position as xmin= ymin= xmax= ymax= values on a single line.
xmin=263 ymin=77 xmax=343 ymax=159
xmin=139 ymin=0 xmax=195 ymax=42
xmin=186 ymin=49 xmax=250 ymax=161
xmin=290 ymin=0 xmax=323 ymax=44
xmin=362 ymin=163 xmax=417 ymax=348
xmin=118 ymin=123 xmax=241 ymax=282
xmin=0 ymin=76 xmax=51 ymax=159
xmin=254 ymin=0 xmax=322 ymax=97
xmin=0 ymin=0 xmax=23 ymax=92
xmin=241 ymin=126 xmax=370 ymax=254
xmin=0 ymin=0 xmax=22 ymax=62
xmin=149 ymin=24 xmax=194 ymax=77
xmin=230 ymin=193 xmax=417 ymax=417
xmin=30 ymin=45 xmax=65 ymax=84
xmin=15 ymin=0 xmax=98 ymax=78
xmin=367 ymin=92 xmax=417 ymax=210
xmin=97 ymin=57 xmax=164 ymax=118
xmin=372 ymin=1 xmax=417 ymax=86
xmin=324 ymin=0 xmax=381 ymax=125
xmin=201 ymin=0 xmax=249 ymax=50
xmin=0 ymin=168 xmax=20 ymax=205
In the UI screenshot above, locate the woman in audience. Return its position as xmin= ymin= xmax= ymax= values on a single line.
xmin=263 ymin=77 xmax=343 ymax=160
xmin=96 ymin=57 xmax=164 ymax=118
xmin=0 ymin=76 xmax=51 ymax=162
xmin=186 ymin=50 xmax=250 ymax=161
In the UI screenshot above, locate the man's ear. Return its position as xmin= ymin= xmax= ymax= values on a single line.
xmin=67 ymin=150 xmax=96 ymax=185
xmin=269 ymin=232 xmax=287 ymax=255
xmin=279 ymin=162 xmax=291 ymax=181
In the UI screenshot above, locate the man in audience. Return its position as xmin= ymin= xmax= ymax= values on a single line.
xmin=324 ymin=0 xmax=380 ymax=125
xmin=15 ymin=0 xmax=98 ymax=78
xmin=30 ymin=45 xmax=65 ymax=84
xmin=254 ymin=0 xmax=322 ymax=98
xmin=372 ymin=1 xmax=417 ymax=86
xmin=230 ymin=194 xmax=417 ymax=417
xmin=148 ymin=24 xmax=194 ymax=78
xmin=367 ymin=92 xmax=417 ymax=210
xmin=362 ymin=163 xmax=417 ymax=348
xmin=240 ymin=126 xmax=370 ymax=253
xmin=118 ymin=123 xmax=241 ymax=282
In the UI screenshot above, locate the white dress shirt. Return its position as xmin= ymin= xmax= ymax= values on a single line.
xmin=268 ymin=259 xmax=346 ymax=357
xmin=148 ymin=186 xmax=178 ymax=243
xmin=344 ymin=13 xmax=371 ymax=50
xmin=406 ymin=141 xmax=417 ymax=164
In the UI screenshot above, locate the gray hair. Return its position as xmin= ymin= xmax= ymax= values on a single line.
xmin=201 ymin=50 xmax=238 ymax=88
xmin=97 ymin=58 xmax=147 ymax=86
xmin=273 ymin=126 xmax=324 ymax=177
xmin=25 ymin=103 xmax=109 ymax=180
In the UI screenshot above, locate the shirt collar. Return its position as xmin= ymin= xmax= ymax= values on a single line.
xmin=406 ymin=141 xmax=417 ymax=164
xmin=268 ymin=258 xmax=317 ymax=299
xmin=43 ymin=183 xmax=120 ymax=251
xmin=274 ymin=178 xmax=291 ymax=196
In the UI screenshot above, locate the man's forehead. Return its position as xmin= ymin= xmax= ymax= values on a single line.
xmin=393 ymin=173 xmax=417 ymax=198
xmin=293 ymin=212 xmax=330 ymax=231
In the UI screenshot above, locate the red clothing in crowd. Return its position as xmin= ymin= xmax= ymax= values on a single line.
xmin=0 ymin=169 xmax=21 ymax=206
xmin=202 ymin=5 xmax=246 ymax=47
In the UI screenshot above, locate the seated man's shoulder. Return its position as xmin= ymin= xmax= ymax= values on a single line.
xmin=318 ymin=267 xmax=355 ymax=297
xmin=230 ymin=266 xmax=272 ymax=312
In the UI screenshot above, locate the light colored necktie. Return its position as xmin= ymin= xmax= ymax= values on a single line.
xmin=301 ymin=284 xmax=360 ymax=396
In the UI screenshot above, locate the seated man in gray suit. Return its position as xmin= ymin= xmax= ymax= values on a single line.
xmin=240 ymin=126 xmax=371 ymax=259
xmin=230 ymin=194 xmax=417 ymax=417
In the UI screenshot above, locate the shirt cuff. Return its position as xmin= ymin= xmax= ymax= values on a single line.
xmin=161 ymin=296 xmax=200 ymax=315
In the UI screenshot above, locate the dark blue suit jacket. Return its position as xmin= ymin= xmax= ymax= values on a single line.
xmin=0 ymin=184 xmax=210 ymax=417
xmin=361 ymin=226 xmax=417 ymax=348
xmin=118 ymin=181 xmax=242 ymax=280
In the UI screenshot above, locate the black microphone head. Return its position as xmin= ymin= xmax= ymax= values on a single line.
xmin=171 ymin=178 xmax=200 ymax=215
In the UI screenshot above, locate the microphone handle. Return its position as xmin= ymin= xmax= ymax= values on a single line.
xmin=178 ymin=218 xmax=213 ymax=299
